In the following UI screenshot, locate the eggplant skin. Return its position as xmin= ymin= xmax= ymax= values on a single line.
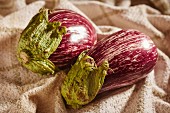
xmin=48 ymin=9 xmax=97 ymax=69
xmin=86 ymin=29 xmax=158 ymax=93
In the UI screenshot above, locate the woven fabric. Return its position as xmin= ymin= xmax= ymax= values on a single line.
xmin=0 ymin=0 xmax=170 ymax=113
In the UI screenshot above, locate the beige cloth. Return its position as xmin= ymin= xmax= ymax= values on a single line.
xmin=0 ymin=0 xmax=170 ymax=113
xmin=0 ymin=0 xmax=26 ymax=16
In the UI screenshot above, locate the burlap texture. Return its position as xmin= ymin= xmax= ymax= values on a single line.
xmin=0 ymin=0 xmax=170 ymax=113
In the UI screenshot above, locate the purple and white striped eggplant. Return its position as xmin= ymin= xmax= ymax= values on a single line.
xmin=17 ymin=8 xmax=97 ymax=75
xmin=86 ymin=29 xmax=158 ymax=93
xmin=48 ymin=9 xmax=97 ymax=69
xmin=60 ymin=29 xmax=158 ymax=108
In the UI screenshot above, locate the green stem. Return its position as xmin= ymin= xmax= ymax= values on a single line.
xmin=61 ymin=51 xmax=109 ymax=109
xmin=17 ymin=8 xmax=66 ymax=75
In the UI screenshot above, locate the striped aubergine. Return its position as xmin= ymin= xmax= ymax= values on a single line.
xmin=86 ymin=29 xmax=158 ymax=93
xmin=17 ymin=8 xmax=97 ymax=75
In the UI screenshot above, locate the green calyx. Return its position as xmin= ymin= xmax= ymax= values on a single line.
xmin=17 ymin=8 xmax=66 ymax=75
xmin=61 ymin=51 xmax=109 ymax=109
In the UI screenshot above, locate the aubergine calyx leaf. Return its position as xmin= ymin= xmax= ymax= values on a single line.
xmin=61 ymin=51 xmax=109 ymax=109
xmin=17 ymin=8 xmax=66 ymax=75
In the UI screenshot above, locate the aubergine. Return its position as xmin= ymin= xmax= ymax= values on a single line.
xmin=17 ymin=8 xmax=97 ymax=75
xmin=61 ymin=29 xmax=158 ymax=108
xmin=86 ymin=29 xmax=158 ymax=93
